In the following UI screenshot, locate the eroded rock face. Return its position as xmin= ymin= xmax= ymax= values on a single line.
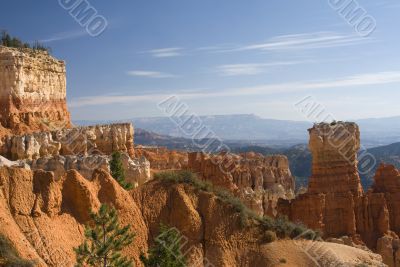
xmin=0 ymin=167 xmax=148 ymax=266
xmin=277 ymin=122 xmax=400 ymax=267
xmin=0 ymin=122 xmax=150 ymax=185
xmin=1 ymin=123 xmax=135 ymax=160
xmin=0 ymin=166 xmax=385 ymax=267
xmin=135 ymin=146 xmax=188 ymax=170
xmin=0 ymin=46 xmax=71 ymax=134
xmin=188 ymin=151 xmax=295 ymax=216
xmin=308 ymin=122 xmax=363 ymax=196
xmin=278 ymin=122 xmax=363 ymax=237
xmin=377 ymin=236 xmax=400 ymax=267
xmin=3 ymin=152 xmax=151 ymax=188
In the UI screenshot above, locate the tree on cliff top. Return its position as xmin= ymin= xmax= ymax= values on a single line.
xmin=1 ymin=30 xmax=51 ymax=53
xmin=74 ymin=204 xmax=135 ymax=267
xmin=110 ymin=151 xmax=133 ymax=190
xmin=140 ymin=224 xmax=187 ymax=267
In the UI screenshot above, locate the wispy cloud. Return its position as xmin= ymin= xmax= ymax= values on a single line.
xmin=71 ymin=71 xmax=400 ymax=107
xmin=204 ymin=31 xmax=369 ymax=53
xmin=138 ymin=32 xmax=368 ymax=59
xmin=215 ymin=61 xmax=307 ymax=76
xmin=126 ymin=70 xmax=178 ymax=78
xmin=39 ymin=29 xmax=88 ymax=43
xmin=143 ymin=47 xmax=184 ymax=58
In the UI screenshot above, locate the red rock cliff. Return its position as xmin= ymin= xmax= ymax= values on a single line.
xmin=277 ymin=122 xmax=400 ymax=266
xmin=308 ymin=122 xmax=363 ymax=196
xmin=0 ymin=46 xmax=71 ymax=135
xmin=188 ymin=151 xmax=295 ymax=216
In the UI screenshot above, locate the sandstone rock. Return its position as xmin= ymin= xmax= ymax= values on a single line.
xmin=308 ymin=122 xmax=363 ymax=196
xmin=0 ymin=46 xmax=71 ymax=134
xmin=133 ymin=178 xmax=386 ymax=267
xmin=277 ymin=121 xmax=400 ymax=266
xmin=0 ymin=165 xmax=385 ymax=266
xmin=120 ymin=153 xmax=151 ymax=187
xmin=377 ymin=235 xmax=400 ymax=267
xmin=135 ymin=145 xmax=188 ymax=170
xmin=29 ymin=153 xmax=151 ymax=187
xmin=373 ymin=164 xmax=400 ymax=194
xmin=188 ymin=151 xmax=295 ymax=216
xmin=0 ymin=155 xmax=29 ymax=169
xmin=0 ymin=166 xmax=148 ymax=266
xmin=2 ymin=123 xmax=135 ymax=160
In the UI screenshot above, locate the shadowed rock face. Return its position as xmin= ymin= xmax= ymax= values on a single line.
xmin=0 ymin=167 xmax=148 ymax=266
xmin=188 ymin=151 xmax=295 ymax=216
xmin=277 ymin=122 xmax=400 ymax=267
xmin=0 ymin=46 xmax=71 ymax=134
xmin=0 ymin=166 xmax=385 ymax=267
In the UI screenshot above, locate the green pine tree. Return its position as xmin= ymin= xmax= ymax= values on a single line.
xmin=74 ymin=204 xmax=135 ymax=267
xmin=110 ymin=151 xmax=133 ymax=190
xmin=140 ymin=224 xmax=187 ymax=267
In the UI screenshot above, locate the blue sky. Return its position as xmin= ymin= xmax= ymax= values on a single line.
xmin=1 ymin=0 xmax=400 ymax=121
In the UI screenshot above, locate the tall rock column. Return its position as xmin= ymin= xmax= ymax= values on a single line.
xmin=278 ymin=122 xmax=364 ymax=238
xmin=308 ymin=122 xmax=363 ymax=197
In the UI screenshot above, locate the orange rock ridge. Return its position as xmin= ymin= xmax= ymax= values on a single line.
xmin=277 ymin=122 xmax=400 ymax=266
xmin=188 ymin=151 xmax=295 ymax=216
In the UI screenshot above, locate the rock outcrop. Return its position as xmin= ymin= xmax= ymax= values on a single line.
xmin=0 ymin=123 xmax=135 ymax=160
xmin=0 ymin=46 xmax=71 ymax=134
xmin=188 ymin=151 xmax=295 ymax=216
xmin=0 ymin=123 xmax=151 ymax=187
xmin=135 ymin=146 xmax=188 ymax=170
xmin=0 ymin=167 xmax=148 ymax=266
xmin=0 ymin=165 xmax=384 ymax=267
xmin=308 ymin=122 xmax=363 ymax=197
xmin=277 ymin=122 xmax=400 ymax=266
xmin=30 ymin=153 xmax=150 ymax=187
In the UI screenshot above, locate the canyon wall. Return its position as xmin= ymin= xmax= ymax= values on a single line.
xmin=0 ymin=166 xmax=384 ymax=267
xmin=135 ymin=146 xmax=188 ymax=170
xmin=277 ymin=122 xmax=400 ymax=266
xmin=0 ymin=123 xmax=150 ymax=187
xmin=188 ymin=151 xmax=295 ymax=216
xmin=0 ymin=123 xmax=135 ymax=160
xmin=0 ymin=46 xmax=71 ymax=134
xmin=308 ymin=122 xmax=363 ymax=196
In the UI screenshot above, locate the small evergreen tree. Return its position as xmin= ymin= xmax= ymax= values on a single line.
xmin=110 ymin=151 xmax=133 ymax=190
xmin=74 ymin=204 xmax=135 ymax=267
xmin=140 ymin=224 xmax=187 ymax=267
xmin=1 ymin=30 xmax=51 ymax=52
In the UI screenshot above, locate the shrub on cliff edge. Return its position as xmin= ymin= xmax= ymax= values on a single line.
xmin=155 ymin=170 xmax=321 ymax=241
xmin=1 ymin=30 xmax=51 ymax=53
xmin=140 ymin=224 xmax=187 ymax=267
xmin=110 ymin=151 xmax=133 ymax=190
